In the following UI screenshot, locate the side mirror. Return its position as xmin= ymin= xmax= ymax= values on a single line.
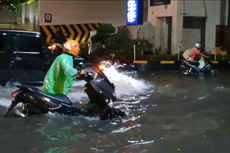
xmin=84 ymin=72 xmax=94 ymax=82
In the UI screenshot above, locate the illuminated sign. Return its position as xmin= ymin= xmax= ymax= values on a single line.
xmin=150 ymin=0 xmax=171 ymax=6
xmin=126 ymin=0 xmax=143 ymax=25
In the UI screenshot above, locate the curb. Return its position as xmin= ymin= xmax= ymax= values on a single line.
xmin=133 ymin=60 xmax=148 ymax=64
xmin=132 ymin=60 xmax=230 ymax=71
xmin=133 ymin=60 xmax=223 ymax=64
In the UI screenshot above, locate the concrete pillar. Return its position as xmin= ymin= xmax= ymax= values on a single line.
xmin=171 ymin=1 xmax=183 ymax=55
xmin=21 ymin=3 xmax=26 ymax=24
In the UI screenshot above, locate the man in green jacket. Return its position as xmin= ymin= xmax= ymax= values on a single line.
xmin=43 ymin=39 xmax=85 ymax=95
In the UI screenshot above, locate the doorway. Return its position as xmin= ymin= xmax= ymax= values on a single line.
xmin=182 ymin=16 xmax=206 ymax=51
xmin=157 ymin=16 xmax=172 ymax=54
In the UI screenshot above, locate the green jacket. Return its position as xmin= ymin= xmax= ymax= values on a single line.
xmin=42 ymin=53 xmax=78 ymax=95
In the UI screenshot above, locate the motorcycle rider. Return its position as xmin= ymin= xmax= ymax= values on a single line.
xmin=52 ymin=26 xmax=66 ymax=45
xmin=92 ymin=41 xmax=111 ymax=64
xmin=183 ymin=42 xmax=209 ymax=62
xmin=50 ymin=26 xmax=67 ymax=56
xmin=43 ymin=39 xmax=86 ymax=95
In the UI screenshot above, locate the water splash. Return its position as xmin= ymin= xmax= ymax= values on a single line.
xmin=103 ymin=67 xmax=153 ymax=97
xmin=0 ymin=82 xmax=19 ymax=107
xmin=65 ymin=67 xmax=153 ymax=102
xmin=215 ymin=86 xmax=227 ymax=91
xmin=72 ymin=66 xmax=153 ymax=97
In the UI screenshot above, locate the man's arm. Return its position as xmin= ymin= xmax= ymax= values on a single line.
xmin=198 ymin=52 xmax=209 ymax=58
xmin=61 ymin=59 xmax=78 ymax=78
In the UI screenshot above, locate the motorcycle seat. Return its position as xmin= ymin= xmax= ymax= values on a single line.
xmin=39 ymin=93 xmax=73 ymax=106
xmin=16 ymin=85 xmax=73 ymax=105
xmin=182 ymin=60 xmax=198 ymax=68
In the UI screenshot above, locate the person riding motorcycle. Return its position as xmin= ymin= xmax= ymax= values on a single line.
xmin=183 ymin=42 xmax=209 ymax=62
xmin=51 ymin=26 xmax=66 ymax=45
xmin=49 ymin=26 xmax=67 ymax=56
xmin=182 ymin=42 xmax=209 ymax=68
xmin=43 ymin=39 xmax=86 ymax=95
xmin=91 ymin=42 xmax=111 ymax=65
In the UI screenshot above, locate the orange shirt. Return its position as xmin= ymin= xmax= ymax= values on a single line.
xmin=189 ymin=48 xmax=199 ymax=59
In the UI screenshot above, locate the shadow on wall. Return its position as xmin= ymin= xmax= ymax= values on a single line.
xmin=117 ymin=21 xmax=155 ymax=40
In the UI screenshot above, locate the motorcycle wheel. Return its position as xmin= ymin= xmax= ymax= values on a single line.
xmin=180 ymin=67 xmax=189 ymax=74
xmin=12 ymin=109 xmax=27 ymax=117
xmin=208 ymin=69 xmax=218 ymax=75
xmin=213 ymin=70 xmax=218 ymax=74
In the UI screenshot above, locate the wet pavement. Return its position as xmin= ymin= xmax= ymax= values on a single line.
xmin=0 ymin=71 xmax=230 ymax=153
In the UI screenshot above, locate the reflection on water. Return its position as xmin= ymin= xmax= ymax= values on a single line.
xmin=1 ymin=71 xmax=230 ymax=152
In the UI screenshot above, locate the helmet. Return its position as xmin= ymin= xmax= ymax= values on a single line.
xmin=195 ymin=42 xmax=201 ymax=49
xmin=63 ymin=40 xmax=80 ymax=57
xmin=109 ymin=53 xmax=115 ymax=57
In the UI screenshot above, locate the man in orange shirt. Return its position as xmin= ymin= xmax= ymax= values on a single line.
xmin=188 ymin=42 xmax=209 ymax=61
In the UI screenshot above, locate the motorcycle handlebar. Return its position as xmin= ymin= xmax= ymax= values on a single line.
xmin=76 ymin=63 xmax=104 ymax=80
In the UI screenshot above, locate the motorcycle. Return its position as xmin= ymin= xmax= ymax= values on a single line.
xmin=180 ymin=57 xmax=215 ymax=74
xmin=99 ymin=60 xmax=137 ymax=76
xmin=48 ymin=42 xmax=63 ymax=56
xmin=3 ymin=65 xmax=125 ymax=120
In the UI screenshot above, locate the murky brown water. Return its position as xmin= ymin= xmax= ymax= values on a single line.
xmin=0 ymin=71 xmax=230 ymax=153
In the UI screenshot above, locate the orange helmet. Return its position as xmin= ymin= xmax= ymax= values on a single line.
xmin=63 ymin=40 xmax=80 ymax=57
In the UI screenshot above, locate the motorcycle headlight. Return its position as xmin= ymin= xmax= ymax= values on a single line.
xmin=99 ymin=64 xmax=105 ymax=70
xmin=48 ymin=44 xmax=57 ymax=50
xmin=51 ymin=45 xmax=56 ymax=49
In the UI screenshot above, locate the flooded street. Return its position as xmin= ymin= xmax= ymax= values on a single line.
xmin=0 ymin=70 xmax=230 ymax=153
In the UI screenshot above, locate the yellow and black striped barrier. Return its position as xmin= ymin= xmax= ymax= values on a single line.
xmin=40 ymin=23 xmax=102 ymax=44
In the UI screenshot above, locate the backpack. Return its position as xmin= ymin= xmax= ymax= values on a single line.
xmin=182 ymin=48 xmax=192 ymax=59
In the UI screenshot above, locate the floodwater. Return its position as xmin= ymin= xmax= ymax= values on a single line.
xmin=0 ymin=69 xmax=230 ymax=153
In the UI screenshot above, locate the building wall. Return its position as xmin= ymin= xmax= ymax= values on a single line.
xmin=38 ymin=0 xmax=126 ymax=27
xmin=0 ymin=8 xmax=22 ymax=22
xmin=137 ymin=0 xmax=228 ymax=54
xmin=23 ymin=1 xmax=38 ymax=24
xmin=143 ymin=1 xmax=179 ymax=54
xmin=178 ymin=0 xmax=228 ymax=53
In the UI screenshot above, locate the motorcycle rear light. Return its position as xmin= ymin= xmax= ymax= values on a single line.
xmin=11 ymin=90 xmax=20 ymax=97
